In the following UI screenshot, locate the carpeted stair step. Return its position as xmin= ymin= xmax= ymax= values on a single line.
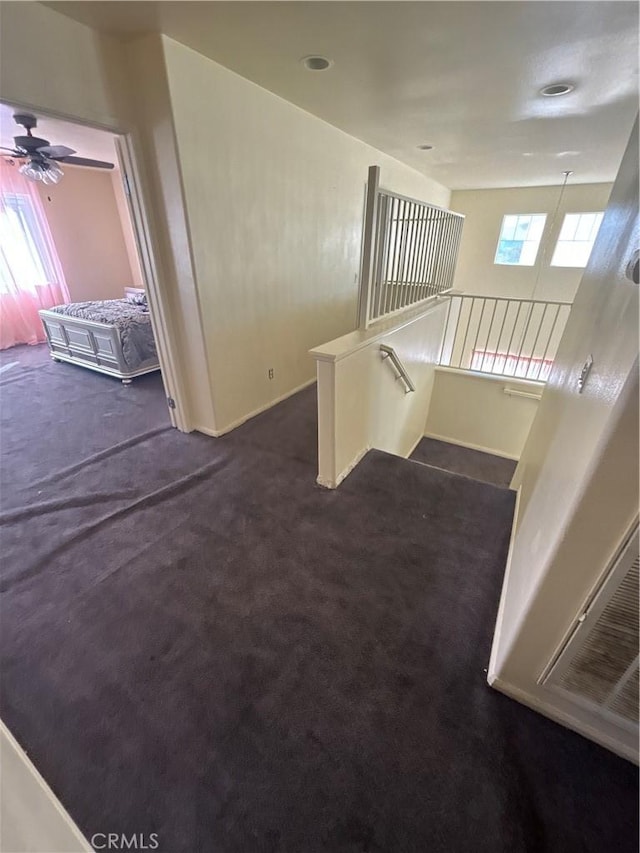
xmin=406 ymin=455 xmax=513 ymax=491
xmin=341 ymin=448 xmax=516 ymax=534
xmin=409 ymin=437 xmax=517 ymax=488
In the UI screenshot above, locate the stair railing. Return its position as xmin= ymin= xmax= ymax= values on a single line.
xmin=438 ymin=293 xmax=572 ymax=382
xmin=357 ymin=166 xmax=465 ymax=330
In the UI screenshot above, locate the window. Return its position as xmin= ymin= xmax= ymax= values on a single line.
xmin=494 ymin=214 xmax=546 ymax=266
xmin=551 ymin=212 xmax=604 ymax=268
xmin=0 ymin=192 xmax=51 ymax=294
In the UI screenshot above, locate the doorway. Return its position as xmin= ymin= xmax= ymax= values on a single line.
xmin=0 ymin=100 xmax=186 ymax=430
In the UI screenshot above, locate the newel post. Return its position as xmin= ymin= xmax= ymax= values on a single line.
xmin=357 ymin=165 xmax=380 ymax=330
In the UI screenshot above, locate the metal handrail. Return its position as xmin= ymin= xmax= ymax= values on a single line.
xmin=503 ymin=387 xmax=543 ymax=400
xmin=446 ymin=291 xmax=571 ymax=307
xmin=380 ymin=344 xmax=416 ymax=393
xmin=378 ymin=186 xmax=466 ymax=218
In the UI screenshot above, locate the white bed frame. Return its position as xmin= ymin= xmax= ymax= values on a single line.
xmin=39 ymin=307 xmax=160 ymax=384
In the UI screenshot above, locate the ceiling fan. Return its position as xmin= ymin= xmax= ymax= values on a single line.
xmin=1 ymin=113 xmax=115 ymax=184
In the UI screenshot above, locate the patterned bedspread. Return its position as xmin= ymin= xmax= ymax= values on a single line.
xmin=50 ymin=299 xmax=157 ymax=370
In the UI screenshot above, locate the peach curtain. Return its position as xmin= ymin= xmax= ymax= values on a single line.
xmin=0 ymin=159 xmax=69 ymax=349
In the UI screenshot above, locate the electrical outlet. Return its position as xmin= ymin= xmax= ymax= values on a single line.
xmin=268 ymin=368 xmax=274 ymax=380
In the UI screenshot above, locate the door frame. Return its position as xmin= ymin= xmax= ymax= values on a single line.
xmin=114 ymin=133 xmax=188 ymax=430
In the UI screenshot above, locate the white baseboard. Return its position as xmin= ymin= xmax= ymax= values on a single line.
xmin=405 ymin=431 xmax=426 ymax=459
xmin=193 ymin=378 xmax=316 ymax=438
xmin=487 ymin=485 xmax=521 ymax=677
xmin=423 ymin=430 xmax=520 ymax=461
xmin=488 ymin=677 xmax=639 ymax=765
xmin=192 ymin=423 xmax=221 ymax=437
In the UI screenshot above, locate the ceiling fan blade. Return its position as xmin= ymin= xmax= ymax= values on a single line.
xmin=57 ymin=155 xmax=115 ymax=170
xmin=37 ymin=145 xmax=76 ymax=159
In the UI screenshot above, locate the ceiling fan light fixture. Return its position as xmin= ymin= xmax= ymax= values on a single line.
xmin=18 ymin=161 xmax=43 ymax=182
xmin=18 ymin=158 xmax=63 ymax=184
xmin=42 ymin=163 xmax=63 ymax=185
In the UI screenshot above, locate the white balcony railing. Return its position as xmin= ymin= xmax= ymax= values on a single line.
xmin=439 ymin=294 xmax=572 ymax=382
xmin=358 ymin=166 xmax=465 ymax=328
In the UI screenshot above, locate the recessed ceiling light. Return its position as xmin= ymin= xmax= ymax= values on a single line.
xmin=540 ymin=83 xmax=574 ymax=97
xmin=301 ymin=56 xmax=332 ymax=71
xmin=417 ymin=144 xmax=433 ymax=150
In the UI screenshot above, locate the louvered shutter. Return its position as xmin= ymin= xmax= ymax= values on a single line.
xmin=544 ymin=530 xmax=639 ymax=728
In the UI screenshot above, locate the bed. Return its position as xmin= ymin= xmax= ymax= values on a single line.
xmin=38 ymin=293 xmax=160 ymax=384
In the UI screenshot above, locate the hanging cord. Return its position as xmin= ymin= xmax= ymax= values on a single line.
xmin=531 ymin=169 xmax=573 ymax=301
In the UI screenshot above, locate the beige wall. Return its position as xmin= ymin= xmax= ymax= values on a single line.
xmin=36 ymin=166 xmax=139 ymax=302
xmin=111 ymin=171 xmax=145 ymax=290
xmin=160 ymin=36 xmax=451 ymax=434
xmin=489 ymin=120 xmax=639 ymax=759
xmin=425 ymin=369 xmax=541 ymax=461
xmin=0 ymin=1 xmax=130 ymax=131
xmin=451 ymin=183 xmax=613 ymax=303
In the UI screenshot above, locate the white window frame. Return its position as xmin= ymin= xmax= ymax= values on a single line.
xmin=0 ymin=192 xmax=52 ymax=294
xmin=494 ymin=213 xmax=546 ymax=267
xmin=550 ymin=211 xmax=604 ymax=268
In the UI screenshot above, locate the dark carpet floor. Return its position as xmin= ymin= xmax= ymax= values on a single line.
xmin=0 ymin=344 xmax=637 ymax=853
xmin=411 ymin=437 xmax=518 ymax=488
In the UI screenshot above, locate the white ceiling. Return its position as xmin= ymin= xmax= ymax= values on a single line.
xmin=46 ymin=1 xmax=638 ymax=189
xmin=0 ymin=102 xmax=118 ymax=167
